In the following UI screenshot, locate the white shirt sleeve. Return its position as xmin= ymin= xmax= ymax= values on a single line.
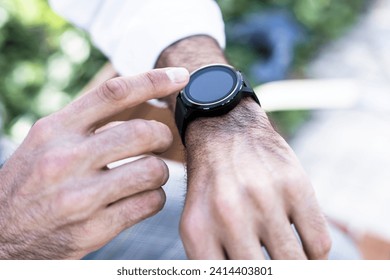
xmin=49 ymin=0 xmax=226 ymax=76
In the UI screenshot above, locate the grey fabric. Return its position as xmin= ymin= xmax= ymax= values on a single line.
xmin=328 ymin=223 xmax=361 ymax=260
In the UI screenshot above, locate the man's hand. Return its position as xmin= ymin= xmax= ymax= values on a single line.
xmin=180 ymin=99 xmax=331 ymax=259
xmin=0 ymin=67 xmax=189 ymax=259
xmin=156 ymin=36 xmax=331 ymax=259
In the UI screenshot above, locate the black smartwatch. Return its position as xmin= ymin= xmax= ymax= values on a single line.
xmin=175 ymin=64 xmax=260 ymax=145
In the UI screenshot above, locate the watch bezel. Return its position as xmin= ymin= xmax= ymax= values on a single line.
xmin=180 ymin=64 xmax=244 ymax=110
xmin=175 ymin=63 xmax=261 ymax=146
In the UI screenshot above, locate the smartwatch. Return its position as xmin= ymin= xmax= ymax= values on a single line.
xmin=175 ymin=64 xmax=261 ymax=145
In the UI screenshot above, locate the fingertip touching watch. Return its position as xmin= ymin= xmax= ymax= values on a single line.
xmin=175 ymin=64 xmax=261 ymax=145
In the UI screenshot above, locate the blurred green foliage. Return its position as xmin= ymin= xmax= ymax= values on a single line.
xmin=219 ymin=0 xmax=365 ymax=136
xmin=0 ymin=0 xmax=106 ymax=141
xmin=0 ymin=0 xmax=364 ymax=141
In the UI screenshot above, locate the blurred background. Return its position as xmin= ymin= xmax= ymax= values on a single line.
xmin=1 ymin=0 xmax=390 ymax=258
xmin=0 ymin=0 xmax=365 ymax=141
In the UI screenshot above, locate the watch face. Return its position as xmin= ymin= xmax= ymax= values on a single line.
xmin=185 ymin=65 xmax=239 ymax=105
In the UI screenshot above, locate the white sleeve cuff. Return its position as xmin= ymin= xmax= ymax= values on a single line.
xmin=49 ymin=0 xmax=225 ymax=76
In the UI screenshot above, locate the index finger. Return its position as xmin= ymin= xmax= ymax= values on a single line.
xmin=60 ymin=67 xmax=189 ymax=133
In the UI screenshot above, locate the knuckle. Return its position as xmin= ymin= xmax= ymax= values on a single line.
xmin=53 ymin=191 xmax=72 ymax=218
xmin=283 ymin=172 xmax=312 ymax=200
xmin=256 ymin=195 xmax=275 ymax=216
xmin=128 ymin=120 xmax=154 ymax=146
xmin=179 ymin=216 xmax=191 ymax=238
xmin=211 ymin=195 xmax=239 ymax=226
xmin=130 ymin=119 xmax=153 ymax=137
xmin=116 ymin=190 xmax=166 ymax=230
xmin=179 ymin=210 xmax=203 ymax=242
xmin=36 ymin=151 xmax=64 ymax=179
xmin=29 ymin=117 xmax=54 ymax=143
xmin=144 ymin=189 xmax=166 ymax=213
xmin=322 ymin=234 xmax=333 ymax=255
xmin=311 ymin=232 xmax=333 ymax=258
xmin=53 ymin=190 xmax=91 ymax=222
xmin=269 ymin=168 xmax=310 ymax=200
xmin=240 ymin=183 xmax=275 ymax=215
xmin=179 ymin=222 xmax=194 ymax=243
xmin=180 ymin=210 xmax=213 ymax=258
xmin=149 ymin=121 xmax=173 ymax=147
xmin=143 ymin=71 xmax=160 ymax=93
xmin=306 ymin=213 xmax=333 ymax=258
xmin=130 ymin=120 xmax=172 ymax=149
xmin=99 ymin=78 xmax=129 ymax=103
xmin=35 ymin=147 xmax=80 ymax=180
xmin=144 ymin=157 xmax=169 ymax=186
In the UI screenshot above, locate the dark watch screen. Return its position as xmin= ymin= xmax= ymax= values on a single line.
xmin=186 ymin=66 xmax=237 ymax=104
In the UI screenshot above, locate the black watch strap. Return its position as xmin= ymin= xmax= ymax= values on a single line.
xmin=175 ymin=94 xmax=188 ymax=145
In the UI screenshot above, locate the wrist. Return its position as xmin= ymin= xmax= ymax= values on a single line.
xmin=183 ymin=98 xmax=276 ymax=190
xmin=185 ymin=97 xmax=272 ymax=149
xmin=155 ymin=35 xmax=274 ymax=153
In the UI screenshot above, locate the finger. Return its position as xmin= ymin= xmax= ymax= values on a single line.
xmin=103 ymin=188 xmax=166 ymax=233
xmin=291 ymin=201 xmax=332 ymax=260
xmin=86 ymin=119 xmax=173 ymax=168
xmin=81 ymin=188 xmax=167 ymax=250
xmin=217 ymin=216 xmax=265 ymax=259
xmin=60 ymin=67 xmax=189 ymax=133
xmin=94 ymin=121 xmax=125 ymax=134
xmin=182 ymin=235 xmax=225 ymax=260
xmin=261 ymin=215 xmax=307 ymax=260
xmin=96 ymin=156 xmax=169 ymax=205
xmin=223 ymin=233 xmax=265 ymax=260
xmin=180 ymin=211 xmax=225 ymax=260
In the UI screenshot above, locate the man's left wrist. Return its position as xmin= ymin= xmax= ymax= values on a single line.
xmin=185 ymin=97 xmax=270 ymax=147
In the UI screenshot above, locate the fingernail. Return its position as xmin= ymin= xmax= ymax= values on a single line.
xmin=166 ymin=67 xmax=189 ymax=83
